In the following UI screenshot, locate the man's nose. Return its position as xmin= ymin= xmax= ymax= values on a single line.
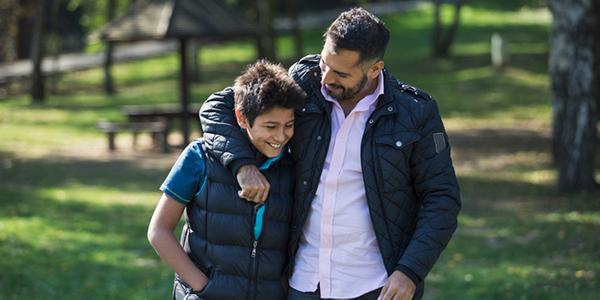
xmin=322 ymin=66 xmax=335 ymax=84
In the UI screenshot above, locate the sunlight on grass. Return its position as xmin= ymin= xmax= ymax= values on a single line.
xmin=461 ymin=6 xmax=551 ymax=25
xmin=536 ymin=212 xmax=600 ymax=225
xmin=200 ymin=40 xmax=256 ymax=64
xmin=3 ymin=3 xmax=599 ymax=300
xmin=39 ymin=186 xmax=159 ymax=207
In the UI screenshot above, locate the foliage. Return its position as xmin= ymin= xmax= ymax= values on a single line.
xmin=1 ymin=3 xmax=599 ymax=300
xmin=65 ymin=0 xmax=131 ymax=33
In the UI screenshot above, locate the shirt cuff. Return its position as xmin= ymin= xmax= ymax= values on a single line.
xmin=395 ymin=264 xmax=421 ymax=286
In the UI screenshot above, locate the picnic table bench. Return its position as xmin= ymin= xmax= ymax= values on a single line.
xmin=97 ymin=120 xmax=169 ymax=153
xmin=97 ymin=104 xmax=202 ymax=153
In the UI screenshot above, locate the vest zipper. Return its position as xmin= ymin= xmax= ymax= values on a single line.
xmin=248 ymin=203 xmax=265 ymax=300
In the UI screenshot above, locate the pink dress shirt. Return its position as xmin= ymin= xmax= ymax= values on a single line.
xmin=289 ymin=72 xmax=388 ymax=298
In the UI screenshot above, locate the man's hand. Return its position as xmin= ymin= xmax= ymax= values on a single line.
xmin=236 ymin=165 xmax=270 ymax=203
xmin=377 ymin=270 xmax=416 ymax=300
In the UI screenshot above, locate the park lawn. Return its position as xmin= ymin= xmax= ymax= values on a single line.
xmin=1 ymin=3 xmax=599 ymax=299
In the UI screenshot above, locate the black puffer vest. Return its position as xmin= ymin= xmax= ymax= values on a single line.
xmin=175 ymin=141 xmax=295 ymax=300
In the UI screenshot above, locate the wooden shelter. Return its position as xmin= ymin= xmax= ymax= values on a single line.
xmin=99 ymin=0 xmax=260 ymax=146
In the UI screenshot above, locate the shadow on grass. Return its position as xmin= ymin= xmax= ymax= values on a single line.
xmin=426 ymin=173 xmax=600 ymax=299
xmin=0 ymin=194 xmax=171 ymax=299
xmin=0 ymin=151 xmax=176 ymax=299
xmin=0 ymin=156 xmax=166 ymax=195
xmin=451 ymin=127 xmax=550 ymax=155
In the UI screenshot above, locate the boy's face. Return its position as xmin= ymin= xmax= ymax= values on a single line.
xmin=236 ymin=106 xmax=295 ymax=158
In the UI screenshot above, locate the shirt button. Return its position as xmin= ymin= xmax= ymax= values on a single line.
xmin=387 ymin=106 xmax=393 ymax=112
xmin=395 ymin=140 xmax=403 ymax=148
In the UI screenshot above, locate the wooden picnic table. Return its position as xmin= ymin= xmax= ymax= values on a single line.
xmin=121 ymin=104 xmax=201 ymax=148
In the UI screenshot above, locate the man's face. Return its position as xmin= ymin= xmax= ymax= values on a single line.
xmin=319 ymin=38 xmax=371 ymax=102
xmin=237 ymin=106 xmax=295 ymax=158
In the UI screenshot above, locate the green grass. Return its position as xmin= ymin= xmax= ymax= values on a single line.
xmin=1 ymin=3 xmax=599 ymax=299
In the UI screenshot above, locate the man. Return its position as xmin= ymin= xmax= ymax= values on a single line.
xmin=200 ymin=7 xmax=461 ymax=300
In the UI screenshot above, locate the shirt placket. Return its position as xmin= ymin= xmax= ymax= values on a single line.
xmin=318 ymin=107 xmax=353 ymax=296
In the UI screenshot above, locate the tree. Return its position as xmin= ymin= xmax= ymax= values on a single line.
xmin=255 ymin=0 xmax=276 ymax=60
xmin=432 ymin=0 xmax=463 ymax=58
xmin=0 ymin=0 xmax=19 ymax=63
xmin=548 ymin=0 xmax=600 ymax=192
xmin=30 ymin=0 xmax=49 ymax=102
xmin=103 ymin=0 xmax=116 ymax=94
xmin=287 ymin=0 xmax=303 ymax=61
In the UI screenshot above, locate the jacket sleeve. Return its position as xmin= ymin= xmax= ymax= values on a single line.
xmin=198 ymin=87 xmax=257 ymax=176
xmin=395 ymin=99 xmax=461 ymax=283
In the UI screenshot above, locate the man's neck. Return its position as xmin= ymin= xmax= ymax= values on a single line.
xmin=339 ymin=74 xmax=380 ymax=116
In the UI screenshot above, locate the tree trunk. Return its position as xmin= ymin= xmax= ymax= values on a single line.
xmin=549 ymin=0 xmax=600 ymax=192
xmin=432 ymin=0 xmax=463 ymax=58
xmin=255 ymin=0 xmax=275 ymax=60
xmin=288 ymin=0 xmax=303 ymax=61
xmin=30 ymin=0 xmax=48 ymax=103
xmin=0 ymin=0 xmax=19 ymax=63
xmin=104 ymin=0 xmax=117 ymax=95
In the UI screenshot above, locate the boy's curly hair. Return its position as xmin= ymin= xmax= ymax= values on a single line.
xmin=234 ymin=60 xmax=306 ymax=126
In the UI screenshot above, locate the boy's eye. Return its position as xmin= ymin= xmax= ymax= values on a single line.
xmin=285 ymin=123 xmax=294 ymax=128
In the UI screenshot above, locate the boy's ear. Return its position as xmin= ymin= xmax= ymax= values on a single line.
xmin=235 ymin=109 xmax=249 ymax=129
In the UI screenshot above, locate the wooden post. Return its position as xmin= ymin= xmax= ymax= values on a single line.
xmin=179 ymin=38 xmax=190 ymax=146
xmin=491 ymin=33 xmax=508 ymax=69
xmin=31 ymin=0 xmax=48 ymax=103
xmin=189 ymin=39 xmax=201 ymax=82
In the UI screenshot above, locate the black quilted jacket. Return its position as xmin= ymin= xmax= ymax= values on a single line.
xmin=199 ymin=55 xmax=461 ymax=299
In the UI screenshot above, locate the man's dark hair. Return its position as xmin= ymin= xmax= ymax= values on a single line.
xmin=234 ymin=59 xmax=306 ymax=127
xmin=324 ymin=7 xmax=390 ymax=63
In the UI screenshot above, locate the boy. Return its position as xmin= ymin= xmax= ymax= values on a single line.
xmin=148 ymin=60 xmax=306 ymax=300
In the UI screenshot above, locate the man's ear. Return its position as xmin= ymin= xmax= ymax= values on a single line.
xmin=368 ymin=60 xmax=384 ymax=80
xmin=235 ymin=109 xmax=249 ymax=129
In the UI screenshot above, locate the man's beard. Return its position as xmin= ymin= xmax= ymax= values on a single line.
xmin=325 ymin=74 xmax=368 ymax=102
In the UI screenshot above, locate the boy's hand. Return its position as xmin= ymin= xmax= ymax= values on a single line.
xmin=377 ymin=270 xmax=416 ymax=300
xmin=236 ymin=165 xmax=270 ymax=203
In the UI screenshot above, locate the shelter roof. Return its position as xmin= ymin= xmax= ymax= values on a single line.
xmin=100 ymin=0 xmax=260 ymax=42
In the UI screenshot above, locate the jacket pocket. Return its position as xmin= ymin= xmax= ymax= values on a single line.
xmin=173 ymin=279 xmax=202 ymax=300
xmin=173 ymin=269 xmax=218 ymax=300
xmin=374 ymin=131 xmax=420 ymax=194
xmin=375 ymin=131 xmax=420 ymax=165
